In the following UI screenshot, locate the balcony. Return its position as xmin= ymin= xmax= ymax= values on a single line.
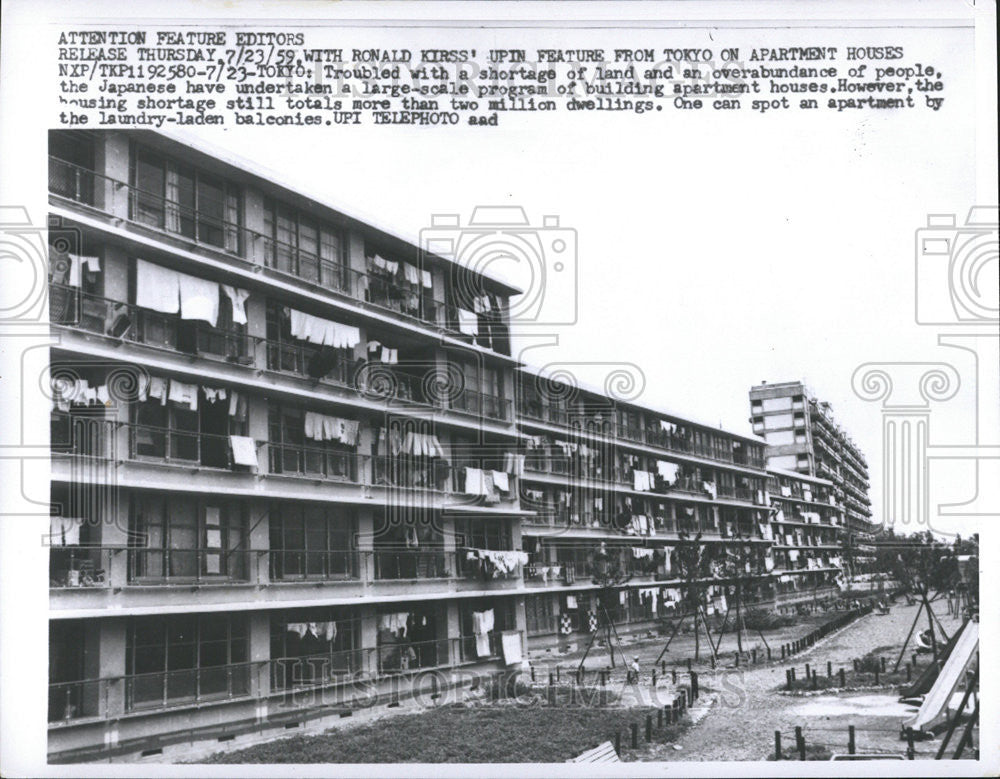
xmin=50 ymin=633 xmax=524 ymax=724
xmin=49 ymin=283 xmax=257 ymax=365
xmin=47 ymin=157 xmax=488 ymax=344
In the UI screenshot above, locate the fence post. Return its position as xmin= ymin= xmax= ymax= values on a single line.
xmin=848 ymin=724 xmax=855 ymax=755
xmin=774 ymin=731 xmax=782 ymax=761
xmin=906 ymin=664 xmax=912 ymax=682
xmin=785 ymin=669 xmax=792 ymax=689
xmin=652 ymin=669 xmax=657 ymax=686
xmin=790 ymin=668 xmax=796 ymax=682
xmin=691 ymin=671 xmax=699 ymax=700
xmin=874 ymin=667 xmax=880 ymax=685
xmin=880 ymin=657 xmax=886 ymax=673
xmin=646 ymin=715 xmax=653 ymax=742
xmin=795 ymin=726 xmax=805 ymax=760
xmin=839 ymin=668 xmax=846 ymax=687
xmin=630 ymin=722 xmax=638 ymax=748
xmin=767 ymin=647 xmax=772 ymax=661
xmin=805 ymin=663 xmax=810 ymax=678
xmin=905 ymin=726 xmax=915 ymax=759
xmin=827 ymin=661 xmax=832 ymax=678
xmin=615 ymin=730 xmax=621 ymax=756
xmin=658 ymin=709 xmax=663 ymax=728
xmin=672 ymin=669 xmax=677 ymax=684
xmin=665 ymin=704 xmax=672 ymax=725
xmin=811 ymin=670 xmax=818 ymax=690
xmin=530 ymin=666 xmax=536 ymax=682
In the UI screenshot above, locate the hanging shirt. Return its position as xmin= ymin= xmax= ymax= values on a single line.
xmin=229 ymin=436 xmax=258 ymax=467
xmin=221 ymin=285 xmax=250 ymax=325
xmin=456 ymin=308 xmax=478 ymax=336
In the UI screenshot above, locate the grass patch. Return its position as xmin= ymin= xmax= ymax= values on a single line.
xmin=201 ymin=704 xmax=681 ymax=763
xmin=768 ymin=743 xmax=834 ymax=761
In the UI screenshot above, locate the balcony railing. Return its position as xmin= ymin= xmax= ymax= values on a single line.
xmin=49 ymin=546 xmax=114 ymax=589
xmin=130 ymin=423 xmax=248 ymax=470
xmin=371 ymin=548 xmax=451 ymax=580
xmin=50 ymin=283 xmax=257 ymax=365
xmin=50 ymin=632 xmax=525 ymax=724
xmin=127 ymin=548 xmax=251 ymax=583
xmin=266 ymin=441 xmax=362 ymax=482
xmin=125 ymin=661 xmax=255 ymax=713
xmin=48 ymin=157 xmax=474 ymax=340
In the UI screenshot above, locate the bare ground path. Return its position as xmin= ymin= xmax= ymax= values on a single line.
xmin=643 ymin=600 xmax=965 ymax=761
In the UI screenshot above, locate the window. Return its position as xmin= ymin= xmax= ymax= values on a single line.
xmin=459 ymin=598 xmax=514 ymax=660
xmin=268 ymin=503 xmax=357 ymax=580
xmin=376 ymin=604 xmax=443 ymax=672
xmin=454 ymin=360 xmax=506 ymax=419
xmin=525 ymin=593 xmax=558 ymax=636
xmin=125 ymin=614 xmax=249 ymax=709
xmin=267 ymin=401 xmax=359 ymax=480
xmin=270 ymin=607 xmax=360 ymax=687
xmin=49 ymin=131 xmax=95 ymax=204
xmin=129 ymin=494 xmax=247 ymax=581
xmin=264 ymin=302 xmax=353 ymax=383
xmin=454 ymin=517 xmax=511 ymax=551
xmin=131 ymin=146 xmax=241 ymax=252
xmin=263 ymin=199 xmax=348 ymax=289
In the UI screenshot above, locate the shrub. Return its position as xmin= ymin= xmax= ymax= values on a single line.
xmin=741 ymin=608 xmax=796 ymax=631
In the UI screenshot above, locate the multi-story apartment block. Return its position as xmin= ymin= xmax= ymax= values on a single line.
xmin=748 ymin=381 xmax=876 ymax=575
xmin=516 ymin=369 xmax=775 ymax=647
xmin=46 ymin=129 xmax=530 ymax=761
xmin=766 ymin=468 xmax=844 ymax=613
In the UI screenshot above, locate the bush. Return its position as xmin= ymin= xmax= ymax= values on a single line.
xmin=741 ymin=608 xmax=796 ymax=631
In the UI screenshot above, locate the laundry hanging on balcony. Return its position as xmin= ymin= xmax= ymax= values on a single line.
xmin=303 ymin=411 xmax=360 ymax=446
xmin=501 ymin=631 xmax=522 ymax=666
xmin=51 ymin=250 xmax=100 ymax=288
xmin=659 ymin=420 xmax=677 ymax=434
xmin=701 ymin=481 xmax=717 ymax=499
xmin=656 ymin=460 xmax=679 ymax=484
xmin=167 ymin=379 xmax=199 ymax=411
xmin=502 ymin=452 xmax=524 ymax=477
xmin=369 ymin=254 xmax=399 ymax=275
xmin=50 ymin=378 xmax=104 ymax=410
xmin=221 ymin=285 xmax=250 ymax=325
xmin=491 ymin=470 xmax=510 ymax=492
xmin=465 ymin=549 xmax=527 ymax=578
xmin=633 ymin=470 xmax=654 ymax=491
xmin=285 ymin=621 xmax=337 ymax=641
xmin=378 ymin=612 xmax=410 ymax=636
xmin=229 ymin=435 xmax=258 ymax=467
xmin=472 ymin=609 xmax=494 ymax=657
xmin=49 ymin=516 xmax=82 ymax=546
xmin=287 ymin=307 xmax=361 ymax=349
xmin=366 ymin=341 xmax=398 ymax=364
xmin=456 ymin=308 xmax=478 ymax=336
xmin=632 ymin=547 xmax=655 ymax=559
xmin=400 ymin=431 xmax=446 ymax=459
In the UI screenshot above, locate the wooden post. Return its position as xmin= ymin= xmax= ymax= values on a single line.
xmin=774 ymin=731 xmax=782 ymax=761
xmin=691 ymin=671 xmax=698 ymax=699
xmin=905 ymin=726 xmax=915 ymax=759
xmin=786 ymin=669 xmax=792 ymax=689
xmin=672 ymin=669 xmax=677 ymax=684
xmin=880 ymin=657 xmax=886 ymax=673
xmin=556 ymin=666 xmax=561 ymax=682
xmin=615 ymin=730 xmax=621 ymax=756
xmin=848 ymin=725 xmax=855 ymax=755
xmin=805 ymin=663 xmax=810 ymax=678
xmin=658 ymin=708 xmax=663 ymax=728
xmin=752 ymin=648 xmax=757 ymax=664
xmin=912 ymin=652 xmax=918 ymax=668
xmin=795 ymin=726 xmax=805 ymax=760
xmin=686 ymin=658 xmax=692 ymax=672
xmin=790 ymin=668 xmax=796 ymax=682
xmin=665 ymin=704 xmax=673 ymax=725
xmin=874 ymin=667 xmax=880 ymax=685
xmin=827 ymin=661 xmax=832 ymax=678
xmin=530 ymin=666 xmax=536 ymax=682
xmin=646 ymin=715 xmax=653 ymax=742
xmin=811 ymin=670 xmax=817 ymax=690
xmin=630 ymin=722 xmax=638 ymax=748
xmin=661 ymin=660 xmax=666 ymax=674
xmin=781 ymin=645 xmax=786 ymax=659
xmin=839 ymin=668 xmax=846 ymax=686
xmin=735 ymin=651 xmax=740 ymax=667
xmin=767 ymin=647 xmax=771 ymax=661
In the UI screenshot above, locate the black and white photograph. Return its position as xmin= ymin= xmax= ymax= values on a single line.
xmin=0 ymin=1 xmax=996 ymax=775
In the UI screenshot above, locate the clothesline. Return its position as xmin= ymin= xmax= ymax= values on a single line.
xmin=135 ymin=259 xmax=249 ymax=327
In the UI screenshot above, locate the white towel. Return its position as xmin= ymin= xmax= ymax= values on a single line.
xmin=229 ymin=436 xmax=258 ymax=467
xmin=421 ymin=269 xmax=432 ymax=288
xmin=135 ymin=260 xmax=180 ymax=314
xmin=501 ymin=632 xmax=522 ymax=666
xmin=178 ymin=271 xmax=219 ymax=326
xmin=168 ymin=379 xmax=199 ymax=411
xmin=456 ymin=308 xmax=478 ymax=336
xmin=656 ymin=460 xmax=679 ymax=483
xmin=491 ymin=470 xmax=510 ymax=492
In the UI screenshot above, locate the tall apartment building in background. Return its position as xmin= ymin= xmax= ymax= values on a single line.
xmin=44 ymin=130 xmax=872 ymax=763
xmin=749 ymin=381 xmax=877 ymax=579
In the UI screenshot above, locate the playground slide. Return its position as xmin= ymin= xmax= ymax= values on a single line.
xmin=899 ymin=623 xmax=964 ymax=700
xmin=902 ymin=620 xmax=978 ymax=735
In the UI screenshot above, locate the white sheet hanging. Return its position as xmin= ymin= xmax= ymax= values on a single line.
xmin=178 ymin=272 xmax=219 ymax=326
xmin=135 ymin=260 xmax=181 ymax=314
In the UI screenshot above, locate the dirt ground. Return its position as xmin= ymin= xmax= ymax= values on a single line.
xmin=529 ymin=600 xmax=970 ymax=761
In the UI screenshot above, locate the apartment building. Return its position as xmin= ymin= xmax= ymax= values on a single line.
xmin=748 ymin=381 xmax=877 ymax=576
xmin=766 ymin=468 xmax=844 ymax=613
xmin=46 ymin=129 xmax=529 ymax=761
xmin=516 ymin=369 xmax=775 ymax=649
